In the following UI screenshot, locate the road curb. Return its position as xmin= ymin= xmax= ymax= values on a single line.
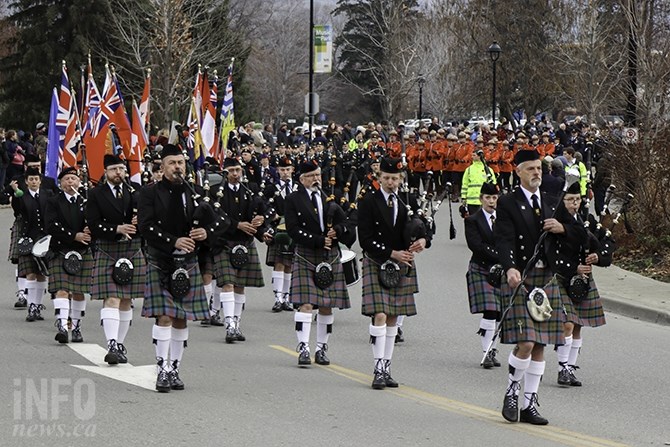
xmin=600 ymin=294 xmax=670 ymax=326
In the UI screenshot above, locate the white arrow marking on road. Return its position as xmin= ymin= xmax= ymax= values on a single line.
xmin=68 ymin=343 xmax=156 ymax=391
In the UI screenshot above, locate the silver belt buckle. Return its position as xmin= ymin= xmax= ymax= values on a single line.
xmin=535 ymin=259 xmax=546 ymax=269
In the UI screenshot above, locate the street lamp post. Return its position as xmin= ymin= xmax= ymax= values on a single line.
xmin=417 ymin=74 xmax=426 ymax=121
xmin=488 ymin=41 xmax=501 ymax=127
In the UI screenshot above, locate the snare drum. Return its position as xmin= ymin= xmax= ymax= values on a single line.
xmin=340 ymin=249 xmax=360 ymax=286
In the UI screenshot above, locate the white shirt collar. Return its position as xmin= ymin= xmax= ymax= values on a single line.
xmin=520 ymin=185 xmax=540 ymax=208
xmin=64 ymin=191 xmax=79 ymax=202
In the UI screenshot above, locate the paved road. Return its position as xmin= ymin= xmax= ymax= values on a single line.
xmin=0 ymin=206 xmax=668 ymax=447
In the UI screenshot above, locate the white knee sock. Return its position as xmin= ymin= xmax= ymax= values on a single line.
xmin=152 ymin=325 xmax=171 ymax=364
xmin=370 ymin=324 xmax=386 ymax=367
xmin=204 ymin=283 xmax=213 ymax=314
xmin=17 ymin=276 xmax=27 ymax=295
xmin=220 ymin=291 xmax=235 ymax=319
xmin=479 ymin=318 xmax=497 ymax=352
xmin=316 ymin=313 xmax=334 ymax=350
xmin=170 ymin=327 xmax=188 ymax=368
xmin=234 ymin=293 xmax=245 ymax=318
xmin=211 ymin=285 xmax=221 ymax=311
xmin=523 ymin=360 xmax=546 ymax=409
xmin=282 ymin=273 xmax=292 ymax=297
xmin=295 ymin=312 xmax=312 ymax=349
xmin=35 ymin=281 xmax=47 ymax=306
xmin=272 ymin=271 xmax=284 ymax=296
xmin=25 ymin=280 xmax=37 ymax=306
xmin=557 ymin=335 xmax=573 ymax=370
xmin=508 ymin=352 xmax=531 ymax=386
xmin=397 ymin=315 xmax=405 ymax=328
xmin=100 ymin=308 xmax=120 ymax=342
xmin=70 ymin=299 xmax=86 ymax=328
xmin=117 ymin=310 xmax=133 ymax=344
xmin=568 ymin=338 xmax=582 ymax=366
xmin=385 ymin=325 xmax=398 ymax=362
xmin=53 ymin=298 xmax=70 ymax=326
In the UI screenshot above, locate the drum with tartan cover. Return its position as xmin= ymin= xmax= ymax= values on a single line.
xmin=290 ymin=245 xmax=350 ymax=310
xmin=361 ymin=256 xmax=418 ymax=317
xmin=91 ymin=239 xmax=146 ymax=300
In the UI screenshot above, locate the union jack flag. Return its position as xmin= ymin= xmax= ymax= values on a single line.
xmin=91 ymin=67 xmax=122 ymax=138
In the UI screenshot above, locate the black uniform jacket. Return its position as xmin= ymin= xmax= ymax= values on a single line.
xmin=357 ymin=188 xmax=431 ymax=264
xmin=138 ymin=179 xmax=227 ymax=257
xmin=87 ymin=182 xmax=139 ymax=242
xmin=45 ymin=191 xmax=88 ymax=252
xmin=465 ymin=209 xmax=498 ymax=269
xmin=12 ymin=189 xmax=51 ymax=241
xmin=495 ymin=187 xmax=572 ymax=273
xmin=212 ymin=181 xmax=269 ymax=244
xmin=284 ymin=185 xmax=356 ymax=250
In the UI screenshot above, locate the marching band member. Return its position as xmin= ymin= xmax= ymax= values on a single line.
xmin=87 ymin=154 xmax=146 ymax=365
xmin=496 ymin=150 xmax=571 ymax=425
xmin=284 ymin=160 xmax=356 ymax=367
xmin=138 ymin=144 xmax=227 ymax=392
xmin=45 ymin=167 xmax=93 ymax=344
xmin=464 ymin=182 xmax=502 ymax=368
xmin=212 ymin=157 xmax=267 ymax=343
xmin=10 ymin=167 xmax=51 ymax=322
xmin=358 ymin=157 xmax=430 ymax=389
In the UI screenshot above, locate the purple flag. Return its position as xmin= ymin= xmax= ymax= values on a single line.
xmin=45 ymin=88 xmax=61 ymax=180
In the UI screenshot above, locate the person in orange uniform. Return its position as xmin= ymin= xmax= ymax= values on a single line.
xmin=385 ymin=130 xmax=402 ymax=158
xmin=499 ymin=140 xmax=516 ymax=193
xmin=453 ymin=132 xmax=473 ymax=200
xmin=486 ymin=138 xmax=502 ymax=182
xmin=539 ymin=132 xmax=555 ymax=157
xmin=427 ymin=130 xmax=444 ymax=194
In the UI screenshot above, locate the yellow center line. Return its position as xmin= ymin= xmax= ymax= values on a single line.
xmin=269 ymin=345 xmax=628 ymax=447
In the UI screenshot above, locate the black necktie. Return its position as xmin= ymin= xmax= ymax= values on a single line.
xmin=531 ymin=194 xmax=541 ymax=228
xmin=34 ymin=193 xmax=39 ymax=200
xmin=490 ymin=214 xmax=495 ymax=230
xmin=311 ymin=191 xmax=320 ymax=215
xmin=70 ymin=196 xmax=77 ymax=205
xmin=388 ymin=193 xmax=397 ymax=225
xmin=114 ymin=185 xmax=123 ymax=200
xmin=284 ymin=182 xmax=291 ymax=196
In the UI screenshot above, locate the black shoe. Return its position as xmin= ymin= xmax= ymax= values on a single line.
xmin=481 ymin=350 xmax=495 ymax=369
xmin=491 ymin=348 xmax=501 ymax=367
xmin=234 ymin=327 xmax=246 ymax=342
xmin=26 ymin=303 xmax=38 ymax=322
xmin=297 ymin=342 xmax=311 ymax=366
xmin=502 ymin=381 xmax=520 ymax=422
xmin=104 ymin=340 xmax=120 ymax=365
xmin=383 ymin=360 xmax=398 ymax=388
xmin=210 ymin=311 xmax=224 ymax=327
xmin=315 ymin=346 xmax=330 ymax=365
xmin=14 ymin=291 xmax=27 ymax=308
xmin=116 ymin=343 xmax=128 ymax=364
xmin=281 ymin=296 xmax=294 ymax=312
xmin=519 ymin=394 xmax=548 ymax=425
xmin=155 ymin=358 xmax=170 ymax=393
xmin=395 ymin=327 xmax=404 ymax=343
xmin=568 ymin=366 xmax=582 ymax=387
xmin=372 ymin=370 xmax=386 ymax=390
xmin=71 ymin=324 xmax=83 ymax=343
xmin=272 ymin=300 xmax=283 ymax=312
xmin=558 ymin=368 xmax=572 ymax=386
xmin=169 ymin=361 xmax=185 ymax=390
xmin=54 ymin=321 xmax=68 ymax=344
xmin=200 ymin=316 xmax=211 ymax=326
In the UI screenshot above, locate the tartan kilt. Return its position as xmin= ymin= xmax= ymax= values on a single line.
xmin=213 ymin=242 xmax=265 ymax=288
xmin=198 ymin=249 xmax=214 ymax=276
xmin=141 ymin=253 xmax=208 ymax=321
xmin=264 ymin=241 xmax=295 ymax=267
xmin=90 ymin=239 xmax=147 ymax=300
xmin=48 ymin=249 xmax=94 ymax=295
xmin=558 ymin=277 xmax=606 ymax=328
xmin=499 ymin=268 xmax=565 ymax=346
xmin=8 ymin=218 xmax=23 ymax=263
xmin=361 ymin=257 xmax=418 ymax=317
xmin=290 ymin=246 xmax=350 ymax=310
xmin=466 ymin=262 xmax=502 ymax=314
xmin=17 ymin=254 xmax=41 ymax=277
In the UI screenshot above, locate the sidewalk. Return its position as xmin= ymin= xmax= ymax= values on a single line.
xmin=593 ymin=264 xmax=670 ymax=326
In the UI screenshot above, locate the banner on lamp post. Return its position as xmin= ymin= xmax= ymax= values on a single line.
xmin=313 ymin=25 xmax=333 ymax=73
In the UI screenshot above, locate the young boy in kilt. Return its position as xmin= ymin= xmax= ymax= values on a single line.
xmin=284 ymin=160 xmax=357 ymax=367
xmin=262 ymin=157 xmax=296 ymax=313
xmin=464 ymin=181 xmax=502 ymax=369
xmin=87 ymin=154 xmax=146 ymax=365
xmin=548 ymin=185 xmax=610 ymax=387
xmin=45 ymin=167 xmax=93 ymax=344
xmin=10 ymin=167 xmax=51 ymax=321
xmin=357 ymin=157 xmax=430 ymax=389
xmin=495 ymin=149 xmax=574 ymax=426
xmin=210 ymin=157 xmax=267 ymax=343
xmin=138 ymin=144 xmax=228 ymax=392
